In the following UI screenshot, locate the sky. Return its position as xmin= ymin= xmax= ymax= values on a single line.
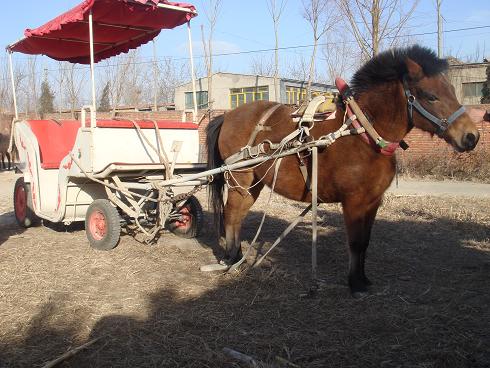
xmin=1 ymin=0 xmax=489 ymax=89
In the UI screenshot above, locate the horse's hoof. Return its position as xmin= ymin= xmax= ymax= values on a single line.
xmin=352 ymin=291 xmax=369 ymax=299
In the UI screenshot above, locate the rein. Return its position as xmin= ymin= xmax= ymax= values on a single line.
xmin=402 ymin=77 xmax=466 ymax=137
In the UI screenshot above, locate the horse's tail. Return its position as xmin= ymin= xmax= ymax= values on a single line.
xmin=206 ymin=114 xmax=226 ymax=236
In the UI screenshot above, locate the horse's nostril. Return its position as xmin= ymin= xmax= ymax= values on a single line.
xmin=463 ymin=132 xmax=479 ymax=150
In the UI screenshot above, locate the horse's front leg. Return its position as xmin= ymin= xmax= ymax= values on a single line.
xmin=223 ymin=172 xmax=263 ymax=264
xmin=342 ymin=197 xmax=382 ymax=297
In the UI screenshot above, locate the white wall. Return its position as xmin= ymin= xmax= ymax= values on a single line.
xmin=174 ymin=73 xmax=277 ymax=110
xmin=448 ymin=64 xmax=488 ymax=105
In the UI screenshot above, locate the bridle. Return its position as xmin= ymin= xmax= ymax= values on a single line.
xmin=403 ymin=76 xmax=466 ymax=137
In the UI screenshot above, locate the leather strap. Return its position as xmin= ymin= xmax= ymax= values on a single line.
xmin=403 ymin=77 xmax=466 ymax=136
xmin=246 ymin=104 xmax=282 ymax=147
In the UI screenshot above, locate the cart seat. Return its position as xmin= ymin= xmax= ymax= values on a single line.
xmin=26 ymin=120 xmax=80 ymax=170
xmin=95 ymin=119 xmax=198 ymax=130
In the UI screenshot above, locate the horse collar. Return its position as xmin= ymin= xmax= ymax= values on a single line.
xmin=344 ymin=105 xmax=402 ymax=156
xmin=402 ymin=76 xmax=466 ymax=137
xmin=336 ymin=77 xmax=406 ymax=157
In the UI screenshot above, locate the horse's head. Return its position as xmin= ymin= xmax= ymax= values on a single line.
xmin=403 ymin=57 xmax=480 ymax=152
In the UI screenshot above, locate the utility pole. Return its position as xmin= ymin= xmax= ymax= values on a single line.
xmin=437 ymin=0 xmax=443 ymax=58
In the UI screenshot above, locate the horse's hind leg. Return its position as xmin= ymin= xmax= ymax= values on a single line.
xmin=342 ymin=197 xmax=382 ymax=296
xmin=223 ymin=172 xmax=264 ymax=263
xmin=6 ymin=152 xmax=10 ymax=171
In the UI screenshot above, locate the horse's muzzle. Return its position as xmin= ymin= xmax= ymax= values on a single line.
xmin=462 ymin=131 xmax=479 ymax=151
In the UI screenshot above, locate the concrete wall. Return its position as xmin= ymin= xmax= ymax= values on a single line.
xmin=448 ymin=63 xmax=489 ymax=105
xmin=174 ymin=73 xmax=277 ymax=110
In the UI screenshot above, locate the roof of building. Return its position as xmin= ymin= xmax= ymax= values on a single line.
xmin=176 ymin=72 xmax=335 ymax=89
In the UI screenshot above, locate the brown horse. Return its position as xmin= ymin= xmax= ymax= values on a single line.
xmin=206 ymin=45 xmax=480 ymax=295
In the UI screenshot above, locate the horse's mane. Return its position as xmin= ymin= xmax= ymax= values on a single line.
xmin=350 ymin=45 xmax=448 ymax=94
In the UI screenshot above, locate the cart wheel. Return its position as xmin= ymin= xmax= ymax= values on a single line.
xmin=167 ymin=196 xmax=203 ymax=239
xmin=13 ymin=177 xmax=39 ymax=228
xmin=85 ymin=199 xmax=121 ymax=251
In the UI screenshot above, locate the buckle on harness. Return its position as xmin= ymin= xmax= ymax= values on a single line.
xmin=298 ymin=126 xmax=311 ymax=142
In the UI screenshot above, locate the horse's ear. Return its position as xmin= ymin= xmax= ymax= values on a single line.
xmin=405 ymin=58 xmax=423 ymax=81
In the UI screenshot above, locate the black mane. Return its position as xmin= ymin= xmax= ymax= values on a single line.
xmin=350 ymin=45 xmax=448 ymax=94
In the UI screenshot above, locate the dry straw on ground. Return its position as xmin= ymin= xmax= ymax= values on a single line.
xmin=0 ymin=172 xmax=489 ymax=367
xmin=397 ymin=149 xmax=490 ymax=183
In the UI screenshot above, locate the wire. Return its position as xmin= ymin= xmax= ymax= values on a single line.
xmin=1 ymin=23 xmax=490 ymax=82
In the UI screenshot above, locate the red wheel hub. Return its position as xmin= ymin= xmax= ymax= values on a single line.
xmin=89 ymin=210 xmax=106 ymax=240
xmin=15 ymin=185 xmax=26 ymax=221
xmin=175 ymin=206 xmax=192 ymax=229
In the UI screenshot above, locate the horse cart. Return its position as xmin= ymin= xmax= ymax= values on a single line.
xmin=8 ymin=1 xmax=478 ymax=292
xmin=6 ymin=0 xmax=335 ymax=256
xmin=7 ymin=0 xmax=209 ymax=249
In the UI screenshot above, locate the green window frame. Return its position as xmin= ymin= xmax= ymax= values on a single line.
xmin=185 ymin=91 xmax=208 ymax=109
xmin=462 ymin=82 xmax=484 ymax=98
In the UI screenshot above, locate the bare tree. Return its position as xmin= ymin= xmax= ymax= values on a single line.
xmin=322 ymin=30 xmax=360 ymax=83
xmin=99 ymin=50 xmax=139 ymax=115
xmin=249 ymin=55 xmax=275 ymax=76
xmin=23 ymin=56 xmax=40 ymax=117
xmin=267 ymin=0 xmax=287 ymax=102
xmin=337 ymin=0 xmax=419 ymax=60
xmin=302 ymin=0 xmax=338 ymax=100
xmin=157 ymin=57 xmax=188 ymax=105
xmin=121 ymin=54 xmax=144 ymax=108
xmin=55 ymin=62 xmax=65 ymax=114
xmin=0 ymin=61 xmax=18 ymax=113
xmin=285 ymin=54 xmax=311 ymax=81
xmin=62 ymin=63 xmax=86 ymax=118
xmin=201 ymin=0 xmax=222 ymax=111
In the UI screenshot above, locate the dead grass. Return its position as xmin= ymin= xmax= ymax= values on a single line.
xmin=0 ymin=172 xmax=489 ymax=368
xmin=397 ymin=149 xmax=490 ymax=183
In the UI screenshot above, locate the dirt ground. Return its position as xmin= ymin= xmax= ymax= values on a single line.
xmin=0 ymin=170 xmax=489 ymax=368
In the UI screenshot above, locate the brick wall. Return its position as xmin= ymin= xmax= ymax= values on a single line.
xmin=402 ymin=105 xmax=489 ymax=158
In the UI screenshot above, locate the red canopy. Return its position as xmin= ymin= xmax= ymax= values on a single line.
xmin=7 ymin=0 xmax=197 ymax=64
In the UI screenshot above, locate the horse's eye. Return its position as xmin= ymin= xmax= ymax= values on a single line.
xmin=426 ymin=93 xmax=438 ymax=102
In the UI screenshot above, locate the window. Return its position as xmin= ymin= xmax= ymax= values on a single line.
xmin=185 ymin=91 xmax=208 ymax=109
xmin=230 ymin=86 xmax=269 ymax=108
xmin=462 ymin=82 xmax=484 ymax=98
xmin=285 ymin=86 xmax=327 ymax=105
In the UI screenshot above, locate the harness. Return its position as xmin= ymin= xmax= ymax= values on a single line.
xmin=213 ymin=75 xmax=468 ymax=285
xmin=223 ymin=74 xmax=468 ymax=191
xmin=336 ymin=77 xmax=407 ymax=156
xmin=402 ymin=77 xmax=466 ymax=137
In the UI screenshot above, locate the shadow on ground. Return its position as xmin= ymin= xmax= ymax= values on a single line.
xmin=0 ymin=211 xmax=24 ymax=247
xmin=0 ymin=207 xmax=488 ymax=368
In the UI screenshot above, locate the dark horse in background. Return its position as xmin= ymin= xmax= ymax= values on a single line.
xmin=206 ymin=45 xmax=480 ymax=296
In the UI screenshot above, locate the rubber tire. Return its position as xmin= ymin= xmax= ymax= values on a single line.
xmin=85 ymin=199 xmax=121 ymax=251
xmin=13 ymin=177 xmax=40 ymax=228
xmin=167 ymin=196 xmax=203 ymax=239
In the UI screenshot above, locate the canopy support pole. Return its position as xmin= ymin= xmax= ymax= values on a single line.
xmin=152 ymin=39 xmax=158 ymax=112
xmin=187 ymin=21 xmax=198 ymax=123
xmin=8 ymin=51 xmax=18 ymax=119
xmin=88 ymin=10 xmax=97 ymax=127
